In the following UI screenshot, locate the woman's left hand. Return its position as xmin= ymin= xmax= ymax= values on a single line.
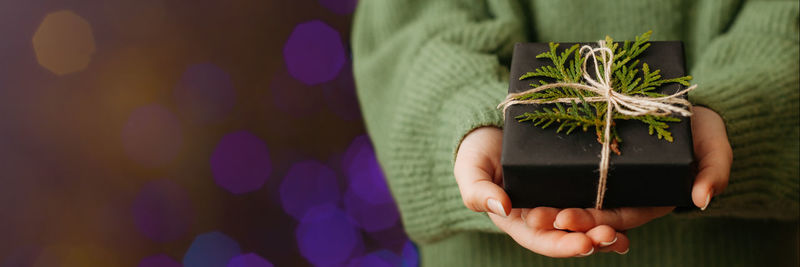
xmin=550 ymin=106 xmax=733 ymax=252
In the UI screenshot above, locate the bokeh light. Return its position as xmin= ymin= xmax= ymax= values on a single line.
xmin=269 ymin=68 xmax=324 ymax=117
xmin=210 ymin=131 xmax=272 ymax=194
xmin=343 ymin=188 xmax=399 ymax=232
xmin=322 ymin=60 xmax=361 ymax=121
xmin=3 ymin=1 xmax=409 ymax=265
xmin=346 ymin=250 xmax=403 ymax=267
xmin=279 ymin=160 xmax=341 ymax=220
xmin=138 ymin=254 xmax=182 ymax=267
xmin=122 ymin=104 xmax=183 ymax=167
xmin=283 ymin=20 xmax=345 ymax=85
xmin=132 ymin=179 xmax=193 ymax=242
xmin=402 ymin=241 xmax=419 ymax=267
xmin=183 ymin=231 xmax=242 ymax=267
xmin=32 ymin=10 xmax=95 ymax=75
xmin=343 ymin=135 xmax=394 ymax=205
xmin=318 ymin=0 xmax=358 ymax=15
xmin=173 ymin=63 xmax=236 ymax=124
xmin=226 ymin=253 xmax=274 ymax=267
xmin=296 ymin=204 xmax=362 ymax=266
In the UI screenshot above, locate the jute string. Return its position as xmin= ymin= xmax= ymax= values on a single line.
xmin=498 ymin=40 xmax=696 ymax=209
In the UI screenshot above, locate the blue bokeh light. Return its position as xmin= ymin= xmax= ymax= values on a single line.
xmin=183 ymin=231 xmax=242 ymax=267
xmin=402 ymin=241 xmax=419 ymax=267
xmin=296 ymin=204 xmax=362 ymax=266
xmin=279 ymin=160 xmax=341 ymax=220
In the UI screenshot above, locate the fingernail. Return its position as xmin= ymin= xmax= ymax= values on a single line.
xmin=553 ymin=220 xmax=561 ymax=229
xmin=600 ymin=236 xmax=618 ymax=247
xmin=487 ymin=198 xmax=507 ymax=217
xmin=616 ymin=248 xmax=629 ymax=255
xmin=577 ymin=247 xmax=594 ymax=257
xmin=520 ymin=209 xmax=529 ymax=221
xmin=701 ymin=190 xmax=712 ymax=211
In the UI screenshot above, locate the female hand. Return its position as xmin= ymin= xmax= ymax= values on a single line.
xmin=552 ymin=106 xmax=732 ymax=235
xmin=453 ymin=106 xmax=731 ymax=257
xmin=454 ymin=127 xmax=627 ymax=257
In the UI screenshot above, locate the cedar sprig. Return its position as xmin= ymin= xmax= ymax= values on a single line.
xmin=513 ymin=31 xmax=692 ymax=153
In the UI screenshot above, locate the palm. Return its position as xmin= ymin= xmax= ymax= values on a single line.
xmin=454 ymin=106 xmax=730 ymax=257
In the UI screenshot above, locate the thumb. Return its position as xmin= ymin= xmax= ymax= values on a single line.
xmin=690 ymin=107 xmax=732 ymax=210
xmin=455 ymin=165 xmax=511 ymax=216
xmin=454 ymin=127 xmax=510 ymax=216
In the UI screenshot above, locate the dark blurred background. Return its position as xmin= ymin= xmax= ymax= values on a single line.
xmin=0 ymin=0 xmax=417 ymax=266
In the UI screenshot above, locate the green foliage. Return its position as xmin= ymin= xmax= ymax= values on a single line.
xmin=514 ymin=31 xmax=692 ymax=147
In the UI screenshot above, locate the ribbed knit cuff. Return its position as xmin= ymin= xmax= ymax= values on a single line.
xmin=386 ymin=76 xmax=509 ymax=243
xmin=685 ymin=1 xmax=799 ymax=220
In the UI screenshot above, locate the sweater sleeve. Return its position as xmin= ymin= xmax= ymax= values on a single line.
xmin=351 ymin=0 xmax=527 ymax=243
xmin=686 ymin=0 xmax=799 ymax=220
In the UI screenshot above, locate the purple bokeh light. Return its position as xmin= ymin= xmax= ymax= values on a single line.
xmin=268 ymin=68 xmax=324 ymax=117
xmin=279 ymin=160 xmax=341 ymax=220
xmin=321 ymin=60 xmax=361 ymax=121
xmin=402 ymin=241 xmax=419 ymax=267
xmin=283 ymin=20 xmax=345 ymax=85
xmin=226 ymin=253 xmax=274 ymax=267
xmin=138 ymin=254 xmax=182 ymax=267
xmin=183 ymin=231 xmax=241 ymax=267
xmin=346 ymin=250 xmax=403 ymax=267
xmin=122 ymin=104 xmax=182 ymax=167
xmin=210 ymin=131 xmax=272 ymax=194
xmin=132 ymin=179 xmax=193 ymax=242
xmin=343 ymin=188 xmax=399 ymax=232
xmin=318 ymin=0 xmax=358 ymax=15
xmin=342 ymin=135 xmax=393 ymax=205
xmin=174 ymin=63 xmax=236 ymax=124
xmin=296 ymin=204 xmax=362 ymax=266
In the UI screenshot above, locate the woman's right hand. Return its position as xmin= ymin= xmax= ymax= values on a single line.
xmin=454 ymin=127 xmax=630 ymax=257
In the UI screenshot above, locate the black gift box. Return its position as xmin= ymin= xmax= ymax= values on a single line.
xmin=501 ymin=41 xmax=695 ymax=209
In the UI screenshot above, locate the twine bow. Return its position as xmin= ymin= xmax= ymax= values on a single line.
xmin=498 ymin=40 xmax=697 ymax=209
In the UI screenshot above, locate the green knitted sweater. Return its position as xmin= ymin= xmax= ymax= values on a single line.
xmin=352 ymin=0 xmax=799 ymax=266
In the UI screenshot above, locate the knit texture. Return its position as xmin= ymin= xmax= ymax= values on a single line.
xmin=352 ymin=0 xmax=799 ymax=266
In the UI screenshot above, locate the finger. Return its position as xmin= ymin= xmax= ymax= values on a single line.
xmin=560 ymin=207 xmax=674 ymax=231
xmin=691 ymin=107 xmax=732 ymax=210
xmin=597 ymin=232 xmax=630 ymax=254
xmin=585 ymin=225 xmax=617 ymax=247
xmin=691 ymin=148 xmax=731 ymax=210
xmin=454 ymin=128 xmax=508 ymax=216
xmin=553 ymin=208 xmax=597 ymax=232
xmin=522 ymin=207 xmax=561 ymax=229
xmin=490 ymin=212 xmax=594 ymax=258
xmin=454 ymin=170 xmax=510 ymax=216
